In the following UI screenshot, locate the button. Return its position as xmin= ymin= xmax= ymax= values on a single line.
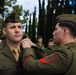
xmin=3 ymin=66 xmax=6 ymax=69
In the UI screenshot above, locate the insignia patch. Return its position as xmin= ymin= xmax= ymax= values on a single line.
xmin=40 ymin=52 xmax=56 ymax=64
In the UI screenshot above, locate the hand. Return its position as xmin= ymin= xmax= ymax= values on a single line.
xmin=21 ymin=38 xmax=36 ymax=49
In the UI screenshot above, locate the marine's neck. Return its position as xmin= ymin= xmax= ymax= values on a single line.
xmin=60 ymin=38 xmax=75 ymax=46
xmin=6 ymin=39 xmax=20 ymax=48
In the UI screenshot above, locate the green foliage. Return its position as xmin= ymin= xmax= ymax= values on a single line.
xmin=28 ymin=14 xmax=32 ymax=39
xmin=13 ymin=5 xmax=23 ymax=16
xmin=38 ymin=0 xmax=76 ymax=46
xmin=1 ymin=0 xmax=76 ymax=45
xmin=0 ymin=0 xmax=20 ymax=36
xmin=0 ymin=0 xmax=5 ymax=14
xmin=0 ymin=0 xmax=5 ymax=7
xmin=22 ymin=10 xmax=29 ymax=24
xmin=31 ymin=7 xmax=36 ymax=42
xmin=4 ymin=0 xmax=12 ymax=7
xmin=23 ymin=10 xmax=29 ymax=16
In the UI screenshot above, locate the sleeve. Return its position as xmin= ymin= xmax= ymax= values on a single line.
xmin=22 ymin=48 xmax=71 ymax=75
xmin=31 ymin=46 xmax=46 ymax=59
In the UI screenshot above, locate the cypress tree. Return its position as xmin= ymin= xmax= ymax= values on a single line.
xmin=64 ymin=0 xmax=72 ymax=14
xmin=38 ymin=0 xmax=42 ymax=36
xmin=46 ymin=0 xmax=53 ymax=46
xmin=31 ymin=7 xmax=36 ymax=43
xmin=38 ymin=0 xmax=46 ymax=44
xmin=28 ymin=14 xmax=32 ymax=39
xmin=41 ymin=0 xmax=46 ymax=45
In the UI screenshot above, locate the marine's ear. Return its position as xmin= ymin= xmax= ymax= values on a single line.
xmin=2 ymin=28 xmax=6 ymax=35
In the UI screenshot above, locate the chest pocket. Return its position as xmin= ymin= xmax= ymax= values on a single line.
xmin=0 ymin=63 xmax=13 ymax=71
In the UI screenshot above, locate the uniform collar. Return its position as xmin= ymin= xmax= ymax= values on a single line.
xmin=6 ymin=42 xmax=20 ymax=53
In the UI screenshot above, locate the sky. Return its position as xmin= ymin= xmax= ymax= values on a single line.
xmin=15 ymin=0 xmax=42 ymax=31
xmin=16 ymin=0 xmax=47 ymax=17
xmin=16 ymin=0 xmax=39 ymax=16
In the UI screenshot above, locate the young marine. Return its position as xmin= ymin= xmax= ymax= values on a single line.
xmin=21 ymin=14 xmax=76 ymax=75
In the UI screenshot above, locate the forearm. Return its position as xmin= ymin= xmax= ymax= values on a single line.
xmin=22 ymin=48 xmax=68 ymax=75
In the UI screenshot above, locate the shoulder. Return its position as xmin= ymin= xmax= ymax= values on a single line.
xmin=53 ymin=43 xmax=76 ymax=57
xmin=0 ymin=43 xmax=4 ymax=49
xmin=0 ymin=41 xmax=8 ymax=51
xmin=59 ymin=42 xmax=76 ymax=51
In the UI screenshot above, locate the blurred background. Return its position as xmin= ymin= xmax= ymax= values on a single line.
xmin=0 ymin=0 xmax=75 ymax=46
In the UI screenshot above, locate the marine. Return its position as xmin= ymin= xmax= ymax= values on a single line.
xmin=21 ymin=14 xmax=76 ymax=75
